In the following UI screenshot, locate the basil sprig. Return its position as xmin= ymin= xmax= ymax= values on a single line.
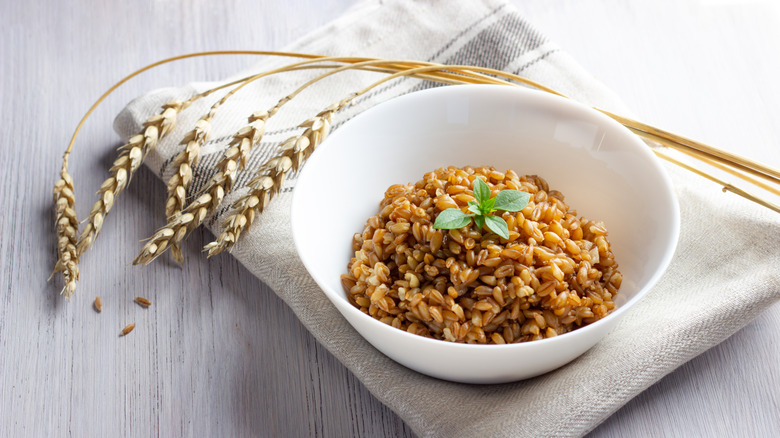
xmin=432 ymin=177 xmax=530 ymax=240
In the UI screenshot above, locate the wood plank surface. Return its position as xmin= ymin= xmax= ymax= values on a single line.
xmin=1 ymin=0 xmax=778 ymax=436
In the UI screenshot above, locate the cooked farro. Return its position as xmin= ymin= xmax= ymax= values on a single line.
xmin=341 ymin=166 xmax=622 ymax=344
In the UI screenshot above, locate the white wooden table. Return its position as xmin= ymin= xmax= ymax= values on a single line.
xmin=2 ymin=0 xmax=778 ymax=436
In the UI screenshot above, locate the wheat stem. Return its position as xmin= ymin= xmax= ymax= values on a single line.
xmin=673 ymin=146 xmax=780 ymax=197
xmin=72 ymin=50 xmax=780 ymax=213
xmin=654 ymin=149 xmax=780 ymax=214
xmin=620 ymin=123 xmax=780 ymax=187
xmin=366 ymin=63 xmax=780 ymax=212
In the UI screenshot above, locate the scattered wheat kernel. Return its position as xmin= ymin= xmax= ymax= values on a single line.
xmin=135 ymin=297 xmax=152 ymax=307
xmin=120 ymin=323 xmax=135 ymax=336
xmin=94 ymin=297 xmax=102 ymax=313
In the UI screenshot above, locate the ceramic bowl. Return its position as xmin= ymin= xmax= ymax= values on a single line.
xmin=291 ymin=84 xmax=679 ymax=384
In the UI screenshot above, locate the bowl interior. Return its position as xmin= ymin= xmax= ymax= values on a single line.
xmin=290 ymin=84 xmax=679 ymax=380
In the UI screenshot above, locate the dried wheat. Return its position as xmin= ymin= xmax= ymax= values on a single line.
xmin=165 ymin=112 xmax=214 ymax=217
xmin=132 ymin=211 xmax=196 ymax=265
xmin=165 ymin=109 xmax=214 ymax=263
xmin=134 ymin=94 xmax=302 ymax=265
xmin=133 ymin=117 xmax=267 ymax=265
xmin=219 ymin=113 xmax=269 ymax=190
xmin=77 ymin=100 xmax=185 ymax=258
xmin=52 ymin=156 xmax=79 ymax=299
xmin=94 ymin=296 xmax=102 ymax=312
xmin=202 ymin=156 xmax=292 ymax=257
xmin=134 ymin=297 xmax=152 ymax=307
xmin=162 ymin=98 xmax=275 ymax=263
xmin=205 ymin=98 xmax=348 ymax=256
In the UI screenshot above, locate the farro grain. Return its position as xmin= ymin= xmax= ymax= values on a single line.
xmin=120 ymin=323 xmax=135 ymax=336
xmin=342 ymin=166 xmax=621 ymax=344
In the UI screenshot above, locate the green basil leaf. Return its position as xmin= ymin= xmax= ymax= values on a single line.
xmin=472 ymin=177 xmax=491 ymax=205
xmin=484 ymin=215 xmax=510 ymax=239
xmin=467 ymin=201 xmax=481 ymax=215
xmin=433 ymin=208 xmax=473 ymax=230
xmin=473 ymin=214 xmax=486 ymax=231
xmin=481 ymin=196 xmax=496 ymax=214
xmin=493 ymin=190 xmax=530 ymax=212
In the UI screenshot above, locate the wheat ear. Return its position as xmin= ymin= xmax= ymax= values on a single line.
xmin=77 ymin=100 xmax=185 ymax=258
xmin=204 ymin=98 xmax=348 ymax=256
xmin=51 ymin=155 xmax=80 ymax=299
xmin=145 ymin=97 xmax=291 ymax=265
xmin=165 ymin=111 xmax=214 ymax=216
xmin=212 ymin=111 xmax=270 ymax=196
xmin=165 ymin=108 xmax=215 ymax=263
xmin=133 ymin=110 xmax=271 ymax=265
xmin=160 ymin=68 xmax=295 ymax=263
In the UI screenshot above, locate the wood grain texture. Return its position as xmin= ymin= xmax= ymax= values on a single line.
xmin=1 ymin=0 xmax=778 ymax=437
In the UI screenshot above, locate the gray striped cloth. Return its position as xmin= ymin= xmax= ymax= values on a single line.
xmin=115 ymin=0 xmax=780 ymax=436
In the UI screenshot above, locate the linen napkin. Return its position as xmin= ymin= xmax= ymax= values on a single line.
xmin=114 ymin=0 xmax=780 ymax=436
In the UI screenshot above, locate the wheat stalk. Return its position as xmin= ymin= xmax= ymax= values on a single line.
xmin=204 ymin=97 xmax=351 ymax=256
xmin=51 ymin=155 xmax=79 ymax=299
xmin=57 ymin=51 xmax=780 ymax=293
xmin=209 ymin=111 xmax=269 ymax=197
xmin=138 ymin=58 xmax=422 ymax=263
xmin=136 ymin=99 xmax=342 ymax=264
xmin=156 ymin=58 xmax=394 ymax=263
xmin=66 ymin=50 xmax=780 ymax=213
xmin=77 ymin=100 xmax=186 ymax=258
xmin=59 ymin=68 xmax=293 ymax=297
xmin=153 ymin=95 xmax=276 ymax=265
xmin=654 ymin=149 xmax=780 ymax=214
xmin=133 ymin=112 xmax=268 ymax=266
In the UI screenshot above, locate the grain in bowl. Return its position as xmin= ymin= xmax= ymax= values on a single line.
xmin=341 ymin=166 xmax=622 ymax=344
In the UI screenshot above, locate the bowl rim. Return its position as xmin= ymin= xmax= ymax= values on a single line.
xmin=291 ymin=83 xmax=680 ymax=350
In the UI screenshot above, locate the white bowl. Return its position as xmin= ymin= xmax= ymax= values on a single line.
xmin=291 ymin=84 xmax=679 ymax=384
